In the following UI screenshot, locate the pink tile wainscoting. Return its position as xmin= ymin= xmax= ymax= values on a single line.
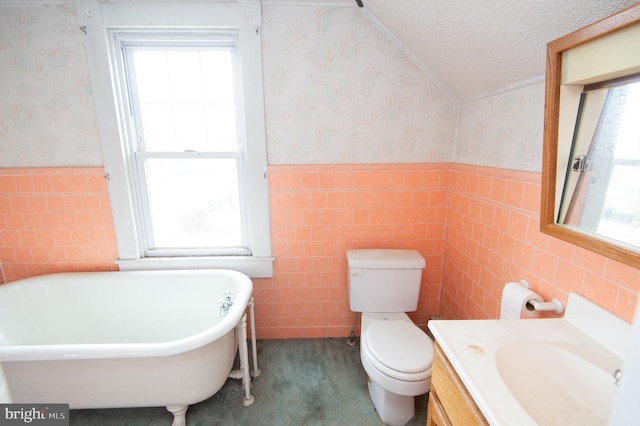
xmin=0 ymin=168 xmax=118 ymax=281
xmin=442 ymin=164 xmax=639 ymax=323
xmin=1 ymin=164 xmax=638 ymax=338
xmin=255 ymin=163 xmax=450 ymax=339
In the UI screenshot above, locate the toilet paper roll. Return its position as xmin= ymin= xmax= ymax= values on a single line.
xmin=500 ymin=281 xmax=544 ymax=319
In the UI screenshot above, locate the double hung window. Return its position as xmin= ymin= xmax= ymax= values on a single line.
xmin=120 ymin=34 xmax=247 ymax=254
xmin=80 ymin=2 xmax=272 ymax=277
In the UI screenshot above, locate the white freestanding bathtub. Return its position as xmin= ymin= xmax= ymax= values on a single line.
xmin=0 ymin=269 xmax=255 ymax=425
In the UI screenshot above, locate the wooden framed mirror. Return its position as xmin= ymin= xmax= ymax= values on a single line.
xmin=541 ymin=3 xmax=640 ymax=268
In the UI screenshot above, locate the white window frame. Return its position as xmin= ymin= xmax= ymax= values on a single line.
xmin=78 ymin=1 xmax=273 ymax=277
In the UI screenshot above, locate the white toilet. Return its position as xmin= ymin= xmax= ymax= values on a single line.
xmin=347 ymin=249 xmax=434 ymax=426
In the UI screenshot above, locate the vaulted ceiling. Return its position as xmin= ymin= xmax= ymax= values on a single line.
xmin=265 ymin=0 xmax=639 ymax=103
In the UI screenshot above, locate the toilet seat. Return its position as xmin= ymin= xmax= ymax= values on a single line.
xmin=363 ymin=320 xmax=433 ymax=382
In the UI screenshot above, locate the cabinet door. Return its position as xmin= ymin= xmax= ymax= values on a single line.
xmin=426 ymin=391 xmax=452 ymax=426
xmin=429 ymin=342 xmax=488 ymax=426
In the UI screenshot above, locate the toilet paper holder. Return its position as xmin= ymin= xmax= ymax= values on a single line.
xmin=519 ymin=280 xmax=564 ymax=314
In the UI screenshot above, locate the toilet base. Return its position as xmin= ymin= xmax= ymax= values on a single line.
xmin=367 ymin=375 xmax=415 ymax=426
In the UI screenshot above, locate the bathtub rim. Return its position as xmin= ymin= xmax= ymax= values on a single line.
xmin=0 ymin=269 xmax=253 ymax=362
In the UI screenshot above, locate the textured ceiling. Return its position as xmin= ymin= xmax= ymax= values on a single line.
xmin=264 ymin=0 xmax=639 ymax=103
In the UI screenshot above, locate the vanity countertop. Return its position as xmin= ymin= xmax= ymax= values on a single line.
xmin=428 ymin=293 xmax=630 ymax=425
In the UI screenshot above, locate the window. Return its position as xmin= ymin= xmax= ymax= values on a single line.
xmin=79 ymin=1 xmax=273 ymax=277
xmin=559 ymin=77 xmax=640 ymax=250
xmin=121 ymin=34 xmax=247 ymax=254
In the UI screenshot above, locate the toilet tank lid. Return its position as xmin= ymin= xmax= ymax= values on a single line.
xmin=347 ymin=249 xmax=425 ymax=269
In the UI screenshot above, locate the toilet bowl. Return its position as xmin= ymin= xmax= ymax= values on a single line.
xmin=346 ymin=249 xmax=433 ymax=426
xmin=360 ymin=313 xmax=434 ymax=425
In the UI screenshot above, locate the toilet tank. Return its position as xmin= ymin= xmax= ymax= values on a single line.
xmin=347 ymin=249 xmax=426 ymax=313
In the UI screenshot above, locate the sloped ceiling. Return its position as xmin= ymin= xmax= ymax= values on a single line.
xmin=264 ymin=0 xmax=639 ymax=103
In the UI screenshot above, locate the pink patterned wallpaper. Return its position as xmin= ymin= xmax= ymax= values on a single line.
xmin=0 ymin=4 xmax=101 ymax=167
xmin=456 ymin=83 xmax=545 ymax=172
xmin=238 ymin=5 xmax=457 ymax=164
xmin=0 ymin=3 xmax=545 ymax=173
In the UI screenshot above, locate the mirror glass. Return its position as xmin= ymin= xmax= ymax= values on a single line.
xmin=557 ymin=79 xmax=640 ymax=250
xmin=541 ymin=4 xmax=640 ymax=268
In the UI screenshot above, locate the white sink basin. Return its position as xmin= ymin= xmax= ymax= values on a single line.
xmin=428 ymin=293 xmax=631 ymax=425
xmin=496 ymin=341 xmax=617 ymax=425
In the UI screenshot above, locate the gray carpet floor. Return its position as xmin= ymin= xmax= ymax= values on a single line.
xmin=69 ymin=338 xmax=428 ymax=426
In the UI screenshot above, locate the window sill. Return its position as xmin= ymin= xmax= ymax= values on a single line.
xmin=116 ymin=256 xmax=274 ymax=278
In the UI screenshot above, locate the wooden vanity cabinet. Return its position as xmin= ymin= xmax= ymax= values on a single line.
xmin=426 ymin=342 xmax=488 ymax=426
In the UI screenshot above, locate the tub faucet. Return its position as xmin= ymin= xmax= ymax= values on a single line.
xmin=613 ymin=369 xmax=623 ymax=386
xmin=219 ymin=290 xmax=234 ymax=317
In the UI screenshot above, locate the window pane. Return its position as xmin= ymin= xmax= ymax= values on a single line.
xmin=144 ymin=158 xmax=243 ymax=249
xmin=133 ymin=51 xmax=171 ymax=103
xmin=139 ymin=104 xmax=176 ymax=150
xmin=599 ymin=164 xmax=640 ymax=246
xmin=166 ymin=51 xmax=204 ymax=103
xmin=173 ymin=104 xmax=207 ymax=151
xmin=613 ymin=82 xmax=640 ymax=160
xmin=599 ymin=83 xmax=640 ymax=246
xmin=130 ymin=48 xmax=238 ymax=152
xmin=201 ymin=51 xmax=236 ymax=104
xmin=205 ymin=105 xmax=238 ymax=151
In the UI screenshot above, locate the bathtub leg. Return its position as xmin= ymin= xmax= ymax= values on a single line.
xmin=237 ymin=313 xmax=255 ymax=406
xmin=248 ymin=297 xmax=261 ymax=378
xmin=166 ymin=404 xmax=188 ymax=426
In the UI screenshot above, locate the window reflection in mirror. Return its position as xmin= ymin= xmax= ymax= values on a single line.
xmin=558 ymin=77 xmax=640 ymax=249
